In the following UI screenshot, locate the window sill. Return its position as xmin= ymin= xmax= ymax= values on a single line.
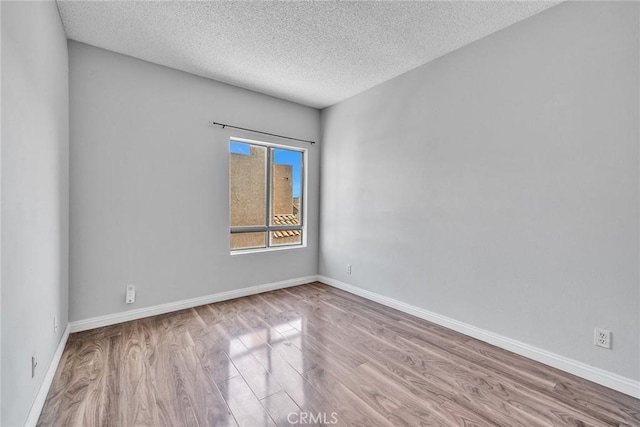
xmin=230 ymin=244 xmax=307 ymax=256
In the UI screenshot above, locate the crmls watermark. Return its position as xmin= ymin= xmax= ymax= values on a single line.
xmin=287 ymin=411 xmax=339 ymax=425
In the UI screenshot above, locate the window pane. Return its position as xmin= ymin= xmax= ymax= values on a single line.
xmin=231 ymin=232 xmax=267 ymax=250
xmin=270 ymin=229 xmax=302 ymax=247
xmin=230 ymin=142 xmax=266 ymax=227
xmin=271 ymin=148 xmax=302 ymax=227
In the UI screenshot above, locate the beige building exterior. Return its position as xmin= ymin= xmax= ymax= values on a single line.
xmin=230 ymin=146 xmax=301 ymax=249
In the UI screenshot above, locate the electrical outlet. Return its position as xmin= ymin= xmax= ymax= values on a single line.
xmin=347 ymin=264 xmax=352 ymax=274
xmin=32 ymin=354 xmax=38 ymax=378
xmin=594 ymin=328 xmax=611 ymax=349
xmin=126 ymin=285 xmax=136 ymax=304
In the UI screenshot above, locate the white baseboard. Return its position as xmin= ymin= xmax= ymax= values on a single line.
xmin=70 ymin=276 xmax=318 ymax=333
xmin=317 ymin=275 xmax=640 ymax=399
xmin=24 ymin=324 xmax=71 ymax=427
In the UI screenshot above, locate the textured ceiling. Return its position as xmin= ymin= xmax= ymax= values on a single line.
xmin=57 ymin=1 xmax=560 ymax=109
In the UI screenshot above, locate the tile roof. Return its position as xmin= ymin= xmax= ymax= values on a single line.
xmin=273 ymin=214 xmax=301 ymax=238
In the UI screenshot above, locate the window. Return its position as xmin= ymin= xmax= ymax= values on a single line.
xmin=229 ymin=138 xmax=304 ymax=251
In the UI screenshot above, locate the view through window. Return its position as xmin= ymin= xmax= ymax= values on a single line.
xmin=229 ymin=139 xmax=304 ymax=251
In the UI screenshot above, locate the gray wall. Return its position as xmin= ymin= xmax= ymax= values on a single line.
xmin=320 ymin=1 xmax=639 ymax=381
xmin=69 ymin=41 xmax=320 ymax=322
xmin=0 ymin=3 xmax=3 ymax=421
xmin=1 ymin=3 xmax=3 ymax=421
xmin=1 ymin=2 xmax=70 ymax=425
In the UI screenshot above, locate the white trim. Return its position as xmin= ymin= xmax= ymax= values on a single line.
xmin=24 ymin=324 xmax=71 ymax=427
xmin=230 ymin=243 xmax=307 ymax=256
xmin=230 ymin=135 xmax=308 ymax=152
xmin=317 ymin=275 xmax=640 ymax=399
xmin=70 ymin=276 xmax=317 ymax=333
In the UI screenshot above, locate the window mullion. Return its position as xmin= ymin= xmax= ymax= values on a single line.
xmin=300 ymin=152 xmax=305 ymax=228
xmin=265 ymin=147 xmax=272 ymax=248
xmin=231 ymin=226 xmax=268 ymax=233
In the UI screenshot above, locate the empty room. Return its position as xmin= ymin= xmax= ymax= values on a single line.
xmin=1 ymin=0 xmax=639 ymax=425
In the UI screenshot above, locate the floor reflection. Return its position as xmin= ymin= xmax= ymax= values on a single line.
xmin=217 ymin=310 xmax=318 ymax=426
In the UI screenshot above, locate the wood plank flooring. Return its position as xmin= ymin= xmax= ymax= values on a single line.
xmin=38 ymin=283 xmax=640 ymax=426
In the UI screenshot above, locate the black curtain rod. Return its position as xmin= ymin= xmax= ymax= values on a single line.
xmin=210 ymin=121 xmax=316 ymax=145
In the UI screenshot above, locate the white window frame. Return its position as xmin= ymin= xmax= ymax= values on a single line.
xmin=229 ymin=136 xmax=307 ymax=254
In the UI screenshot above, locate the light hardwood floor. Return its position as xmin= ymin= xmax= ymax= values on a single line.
xmin=39 ymin=283 xmax=640 ymax=426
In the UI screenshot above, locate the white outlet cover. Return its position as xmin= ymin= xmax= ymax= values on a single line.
xmin=32 ymin=354 xmax=38 ymax=378
xmin=126 ymin=285 xmax=136 ymax=304
xmin=594 ymin=328 xmax=611 ymax=349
